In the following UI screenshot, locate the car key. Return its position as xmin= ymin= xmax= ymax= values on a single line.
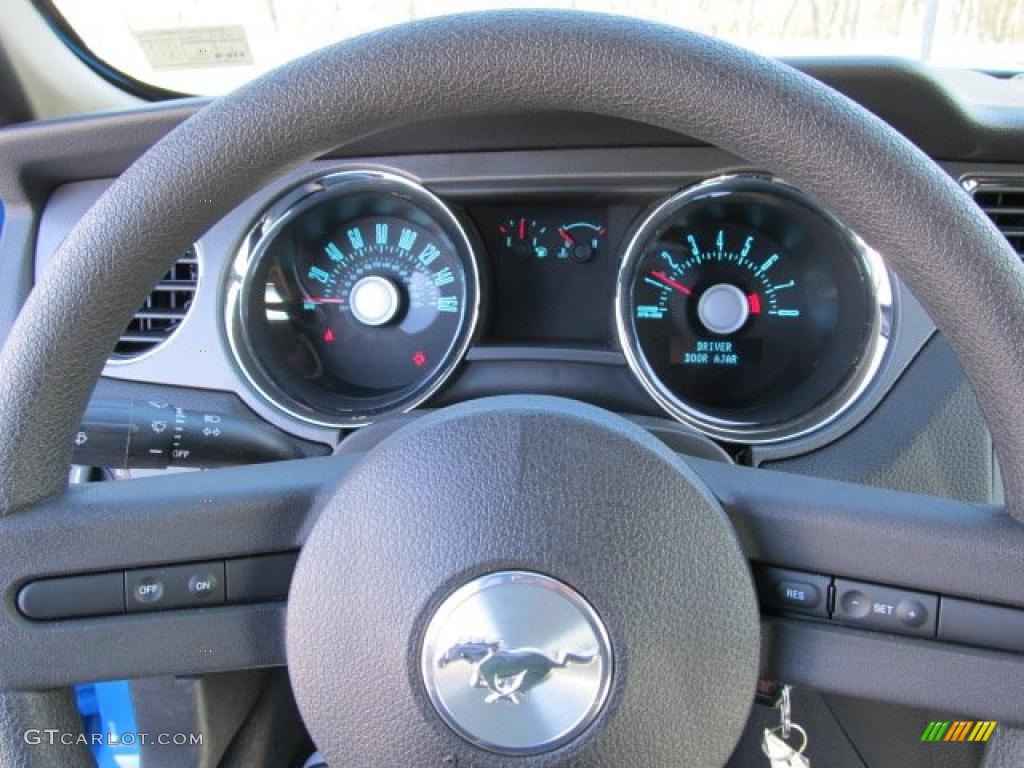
xmin=761 ymin=685 xmax=810 ymax=767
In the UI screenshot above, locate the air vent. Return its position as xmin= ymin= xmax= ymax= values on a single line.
xmin=968 ymin=179 xmax=1024 ymax=261
xmin=111 ymin=247 xmax=199 ymax=360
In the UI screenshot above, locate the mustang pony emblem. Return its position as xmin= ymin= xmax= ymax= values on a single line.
xmin=438 ymin=640 xmax=597 ymax=703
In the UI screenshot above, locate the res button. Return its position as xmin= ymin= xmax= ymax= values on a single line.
xmin=776 ymin=580 xmax=823 ymax=610
xmin=756 ymin=566 xmax=831 ymax=618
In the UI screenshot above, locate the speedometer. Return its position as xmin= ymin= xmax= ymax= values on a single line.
xmin=616 ymin=175 xmax=891 ymax=443
xmin=227 ymin=171 xmax=479 ymax=427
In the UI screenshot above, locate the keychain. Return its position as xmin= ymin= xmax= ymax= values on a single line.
xmin=761 ymin=685 xmax=810 ymax=767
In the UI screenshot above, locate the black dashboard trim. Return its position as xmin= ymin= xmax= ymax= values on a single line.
xmin=466 ymin=346 xmax=626 ymax=366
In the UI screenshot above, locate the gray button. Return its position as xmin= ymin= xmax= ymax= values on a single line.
xmin=188 ymin=572 xmax=219 ymax=599
xmin=756 ymin=566 xmax=830 ymax=618
xmin=839 ymin=589 xmax=870 ymax=618
xmin=126 ymin=561 xmax=225 ymax=612
xmin=776 ymin=580 xmax=822 ymax=610
xmin=834 ymin=579 xmax=936 ymax=637
xmin=132 ymin=577 xmax=165 ymax=604
xmin=897 ymin=599 xmax=928 ymax=628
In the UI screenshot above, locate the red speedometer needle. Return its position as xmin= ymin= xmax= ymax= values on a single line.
xmin=301 ymin=296 xmax=346 ymax=304
xmin=650 ymin=270 xmax=691 ymax=295
xmin=558 ymin=228 xmax=575 ymax=244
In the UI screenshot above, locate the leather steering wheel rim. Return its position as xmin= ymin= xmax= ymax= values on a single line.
xmin=1 ymin=10 xmax=1023 ymax=767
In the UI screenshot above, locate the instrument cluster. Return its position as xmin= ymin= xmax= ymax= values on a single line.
xmin=226 ymin=171 xmax=891 ymax=443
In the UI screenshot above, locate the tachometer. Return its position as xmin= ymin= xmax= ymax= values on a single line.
xmin=617 ymin=175 xmax=891 ymax=443
xmin=227 ymin=171 xmax=479 ymax=427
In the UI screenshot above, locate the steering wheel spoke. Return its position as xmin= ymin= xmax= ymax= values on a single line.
xmin=688 ymin=458 xmax=1024 ymax=722
xmin=690 ymin=458 xmax=1020 ymax=603
xmin=0 ymin=455 xmax=350 ymax=689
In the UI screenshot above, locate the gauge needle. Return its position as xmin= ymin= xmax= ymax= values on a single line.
xmin=650 ymin=270 xmax=691 ymax=295
xmin=301 ymin=296 xmax=346 ymax=304
xmin=558 ymin=228 xmax=575 ymax=244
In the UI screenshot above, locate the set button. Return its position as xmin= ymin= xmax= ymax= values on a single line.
xmin=833 ymin=579 xmax=937 ymax=637
xmin=755 ymin=566 xmax=939 ymax=640
xmin=838 ymin=589 xmax=869 ymax=618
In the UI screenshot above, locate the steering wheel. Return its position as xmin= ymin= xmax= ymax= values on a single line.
xmin=2 ymin=11 xmax=1023 ymax=768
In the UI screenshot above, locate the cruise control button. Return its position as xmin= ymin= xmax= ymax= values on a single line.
xmin=126 ymin=561 xmax=225 ymax=612
xmin=776 ymin=580 xmax=822 ymax=611
xmin=897 ymin=599 xmax=928 ymax=628
xmin=834 ymin=579 xmax=936 ymax=638
xmin=839 ymin=589 xmax=870 ymax=618
xmin=755 ymin=566 xmax=831 ymax=618
xmin=188 ymin=572 xmax=219 ymax=600
xmin=132 ymin=577 xmax=165 ymax=604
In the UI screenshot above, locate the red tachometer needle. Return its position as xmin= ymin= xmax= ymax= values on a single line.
xmin=650 ymin=270 xmax=691 ymax=295
xmin=558 ymin=228 xmax=575 ymax=245
xmin=518 ymin=218 xmax=526 ymax=241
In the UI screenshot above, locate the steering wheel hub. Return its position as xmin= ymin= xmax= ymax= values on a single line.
xmin=286 ymin=397 xmax=758 ymax=766
xmin=422 ymin=570 xmax=612 ymax=755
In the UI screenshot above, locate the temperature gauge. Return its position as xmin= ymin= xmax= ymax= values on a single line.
xmin=556 ymin=221 xmax=605 ymax=262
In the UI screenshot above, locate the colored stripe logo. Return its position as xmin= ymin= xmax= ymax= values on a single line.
xmin=921 ymin=721 xmax=997 ymax=742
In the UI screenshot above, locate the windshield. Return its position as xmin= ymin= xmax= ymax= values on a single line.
xmin=51 ymin=0 xmax=1024 ymax=96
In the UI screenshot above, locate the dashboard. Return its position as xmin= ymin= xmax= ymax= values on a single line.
xmin=2 ymin=48 xmax=1024 ymax=763
xmin=6 ymin=58 xmax=1019 ymax=492
xmin=34 ymin=148 xmax=934 ymax=465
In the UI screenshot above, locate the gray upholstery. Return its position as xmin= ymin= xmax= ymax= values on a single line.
xmin=983 ymin=724 xmax=1024 ymax=767
xmin=0 ymin=690 xmax=91 ymax=768
xmin=1 ymin=10 xmax=1022 ymax=767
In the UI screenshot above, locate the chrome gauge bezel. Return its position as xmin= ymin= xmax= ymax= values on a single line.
xmin=615 ymin=174 xmax=893 ymax=445
xmin=225 ymin=170 xmax=481 ymax=428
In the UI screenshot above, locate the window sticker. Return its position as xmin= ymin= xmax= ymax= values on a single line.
xmin=135 ymin=26 xmax=253 ymax=71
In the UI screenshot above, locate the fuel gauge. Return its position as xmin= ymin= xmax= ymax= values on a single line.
xmin=556 ymin=221 xmax=605 ymax=262
xmin=499 ymin=217 xmax=548 ymax=259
